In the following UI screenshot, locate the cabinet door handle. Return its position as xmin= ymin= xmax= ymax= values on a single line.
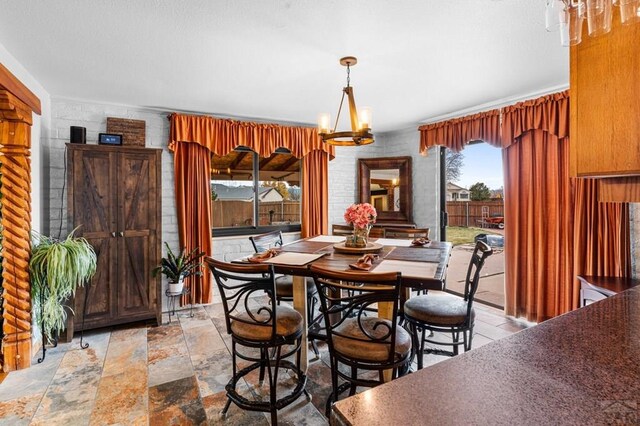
xmin=119 ymin=232 xmax=124 ymax=237
xmin=111 ymin=232 xmax=116 ymax=237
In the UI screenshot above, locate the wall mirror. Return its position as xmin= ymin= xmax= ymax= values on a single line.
xmin=358 ymin=156 xmax=412 ymax=224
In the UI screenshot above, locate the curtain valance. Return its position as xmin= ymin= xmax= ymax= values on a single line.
xmin=169 ymin=113 xmax=335 ymax=159
xmin=418 ymin=109 xmax=501 ymax=154
xmin=501 ymin=90 xmax=570 ymax=146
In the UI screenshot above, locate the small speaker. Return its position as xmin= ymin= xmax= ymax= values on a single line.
xmin=70 ymin=126 xmax=86 ymax=144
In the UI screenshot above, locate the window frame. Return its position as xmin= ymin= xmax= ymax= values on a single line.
xmin=211 ymin=147 xmax=302 ymax=237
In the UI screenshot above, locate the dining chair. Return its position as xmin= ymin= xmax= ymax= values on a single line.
xmin=249 ymin=230 xmax=322 ymax=356
xmin=403 ymin=241 xmax=492 ymax=369
xmin=384 ymin=227 xmax=430 ymax=239
xmin=310 ymin=265 xmax=412 ymax=416
xmin=369 ymin=227 xmax=385 ymax=238
xmin=205 ymin=257 xmax=308 ymax=424
xmin=332 ymin=224 xmax=353 ymax=236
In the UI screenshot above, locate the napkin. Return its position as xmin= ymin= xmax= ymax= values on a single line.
xmin=349 ymin=254 xmax=380 ymax=271
xmin=411 ymin=237 xmax=431 ymax=247
xmin=248 ymin=248 xmax=281 ymax=263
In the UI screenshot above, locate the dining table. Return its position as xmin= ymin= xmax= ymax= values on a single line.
xmin=236 ymin=235 xmax=453 ymax=372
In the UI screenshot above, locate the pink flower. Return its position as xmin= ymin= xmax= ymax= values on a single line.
xmin=344 ymin=203 xmax=377 ymax=229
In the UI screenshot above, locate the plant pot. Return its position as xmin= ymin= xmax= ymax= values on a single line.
xmin=168 ymin=277 xmax=184 ymax=294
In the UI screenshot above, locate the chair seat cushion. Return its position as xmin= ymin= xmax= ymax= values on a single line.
xmin=404 ymin=292 xmax=474 ymax=326
xmin=275 ymin=275 xmax=316 ymax=298
xmin=332 ymin=317 xmax=411 ymax=363
xmin=230 ymin=305 xmax=303 ymax=342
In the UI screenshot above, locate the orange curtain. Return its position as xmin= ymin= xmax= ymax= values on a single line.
xmin=573 ymin=178 xmax=631 ymax=279
xmin=169 ymin=113 xmax=335 ymax=159
xmin=418 ymin=109 xmax=501 ymax=154
xmin=169 ymin=113 xmax=333 ymax=303
xmin=301 ymin=150 xmax=329 ymax=238
xmin=502 ymin=90 xmax=630 ymax=322
xmin=503 ymin=130 xmax=574 ymax=321
xmin=173 ymin=141 xmax=213 ymax=305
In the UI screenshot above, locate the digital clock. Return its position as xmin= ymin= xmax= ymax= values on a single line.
xmin=98 ymin=133 xmax=123 ymax=145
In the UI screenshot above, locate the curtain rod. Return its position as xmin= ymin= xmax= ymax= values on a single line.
xmin=419 ymin=83 xmax=569 ymax=125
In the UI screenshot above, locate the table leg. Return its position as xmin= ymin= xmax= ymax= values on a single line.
xmin=292 ymin=275 xmax=308 ymax=373
xmin=378 ymin=301 xmax=395 ymax=382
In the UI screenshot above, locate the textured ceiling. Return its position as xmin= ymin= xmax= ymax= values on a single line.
xmin=0 ymin=0 xmax=568 ymax=132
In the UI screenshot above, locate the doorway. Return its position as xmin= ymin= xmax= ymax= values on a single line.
xmin=440 ymin=143 xmax=506 ymax=309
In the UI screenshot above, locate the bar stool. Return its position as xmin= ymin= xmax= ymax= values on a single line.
xmin=206 ymin=257 xmax=308 ymax=424
xmin=311 ymin=265 xmax=412 ymax=416
xmin=403 ymin=241 xmax=492 ymax=369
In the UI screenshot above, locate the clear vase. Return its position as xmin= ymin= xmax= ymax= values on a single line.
xmin=346 ymin=225 xmax=370 ymax=248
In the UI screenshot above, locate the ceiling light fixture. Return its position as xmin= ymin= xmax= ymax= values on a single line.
xmin=546 ymin=0 xmax=640 ymax=47
xmin=317 ymin=56 xmax=373 ymax=146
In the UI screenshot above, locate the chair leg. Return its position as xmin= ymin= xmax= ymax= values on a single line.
xmin=326 ymin=357 xmax=339 ymax=417
xmin=349 ymin=366 xmax=358 ymax=396
xmin=418 ymin=327 xmax=426 ymax=370
xmin=265 ymin=346 xmax=278 ymax=426
xmin=465 ymin=327 xmax=474 ymax=352
xmin=259 ymin=347 xmax=266 ymax=384
xmin=452 ymin=329 xmax=460 ymax=356
xmin=221 ymin=397 xmax=232 ymax=417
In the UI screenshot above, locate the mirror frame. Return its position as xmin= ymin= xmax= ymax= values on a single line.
xmin=358 ymin=156 xmax=412 ymax=223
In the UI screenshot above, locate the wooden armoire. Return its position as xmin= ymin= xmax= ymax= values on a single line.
xmin=66 ymin=144 xmax=162 ymax=335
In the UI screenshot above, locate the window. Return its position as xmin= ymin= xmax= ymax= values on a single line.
xmin=459 ymin=192 xmax=469 ymax=200
xmin=211 ymin=147 xmax=302 ymax=236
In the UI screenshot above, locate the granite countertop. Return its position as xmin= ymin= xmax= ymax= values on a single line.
xmin=332 ymin=287 xmax=640 ymax=425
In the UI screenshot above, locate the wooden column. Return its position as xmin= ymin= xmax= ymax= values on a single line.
xmin=0 ymin=90 xmax=33 ymax=371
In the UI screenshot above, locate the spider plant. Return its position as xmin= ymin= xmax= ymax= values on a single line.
xmin=153 ymin=242 xmax=204 ymax=284
xmin=30 ymin=230 xmax=97 ymax=342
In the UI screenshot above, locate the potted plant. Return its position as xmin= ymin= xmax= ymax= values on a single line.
xmin=29 ymin=230 xmax=97 ymax=343
xmin=344 ymin=203 xmax=377 ymax=248
xmin=153 ymin=243 xmax=204 ymax=293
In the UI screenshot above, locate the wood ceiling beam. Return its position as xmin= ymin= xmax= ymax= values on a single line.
xmin=228 ymin=151 xmax=249 ymax=170
xmin=259 ymin=155 xmax=277 ymax=169
xmin=0 ymin=63 xmax=41 ymax=115
xmin=280 ymin=156 xmax=300 ymax=171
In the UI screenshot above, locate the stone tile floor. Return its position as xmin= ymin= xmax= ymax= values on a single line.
xmin=0 ymin=297 xmax=530 ymax=425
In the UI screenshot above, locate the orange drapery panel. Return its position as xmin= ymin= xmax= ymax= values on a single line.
xmin=501 ymin=91 xmax=570 ymax=148
xmin=169 ymin=114 xmax=332 ymax=302
xmin=301 ymin=150 xmax=329 ymax=238
xmin=503 ymin=90 xmax=630 ymax=322
xmin=174 ymin=141 xmax=213 ymax=305
xmin=418 ymin=109 xmax=501 ymax=154
xmin=573 ymin=178 xmax=631 ymax=279
xmin=503 ymin=130 xmax=574 ymax=322
xmin=169 ymin=113 xmax=335 ymax=159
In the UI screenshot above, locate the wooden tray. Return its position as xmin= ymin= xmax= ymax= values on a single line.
xmin=333 ymin=242 xmax=383 ymax=254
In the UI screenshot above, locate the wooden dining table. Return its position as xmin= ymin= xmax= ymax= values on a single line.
xmin=236 ymin=235 xmax=453 ymax=372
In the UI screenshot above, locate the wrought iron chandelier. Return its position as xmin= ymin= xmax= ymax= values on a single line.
xmin=317 ymin=56 xmax=373 ymax=146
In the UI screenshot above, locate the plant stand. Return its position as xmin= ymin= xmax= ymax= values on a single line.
xmin=165 ymin=287 xmax=193 ymax=324
xmin=37 ymin=280 xmax=91 ymax=364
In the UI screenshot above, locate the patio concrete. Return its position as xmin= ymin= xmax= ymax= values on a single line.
xmin=446 ymin=244 xmax=505 ymax=308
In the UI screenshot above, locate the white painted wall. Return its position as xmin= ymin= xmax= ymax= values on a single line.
xmin=328 ymin=128 xmax=441 ymax=239
xmin=327 ymin=143 xmax=384 ymax=227
xmin=0 ymin=41 xmax=50 ymax=233
xmin=377 ymin=128 xmax=441 ymax=239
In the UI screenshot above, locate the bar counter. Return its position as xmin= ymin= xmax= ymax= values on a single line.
xmin=332 ymin=287 xmax=640 ymax=425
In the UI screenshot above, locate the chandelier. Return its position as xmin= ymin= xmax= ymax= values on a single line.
xmin=317 ymin=56 xmax=373 ymax=146
xmin=545 ymin=0 xmax=640 ymax=46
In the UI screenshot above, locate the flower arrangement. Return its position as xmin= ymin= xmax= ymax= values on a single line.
xmin=344 ymin=203 xmax=377 ymax=229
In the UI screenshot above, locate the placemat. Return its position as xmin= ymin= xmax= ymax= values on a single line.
xmin=263 ymin=252 xmax=326 ymax=266
xmin=373 ymin=238 xmax=412 ymax=247
xmin=308 ymin=235 xmax=346 ymax=243
xmin=280 ymin=240 xmax=334 ymax=253
xmin=384 ymin=247 xmax=441 ymax=263
xmin=371 ymin=260 xmax=438 ymax=278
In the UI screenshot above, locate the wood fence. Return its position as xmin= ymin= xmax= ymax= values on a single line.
xmin=446 ymin=200 xmax=504 ymax=227
xmin=212 ymin=200 xmax=301 ymax=227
